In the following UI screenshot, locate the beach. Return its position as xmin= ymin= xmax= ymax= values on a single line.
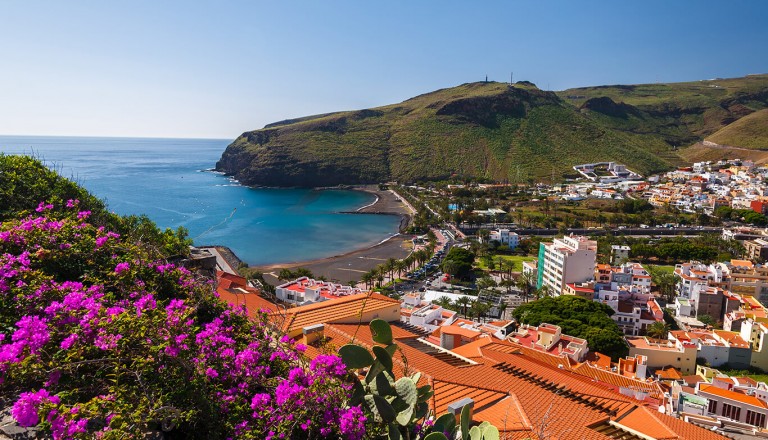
xmin=252 ymin=185 xmax=415 ymax=284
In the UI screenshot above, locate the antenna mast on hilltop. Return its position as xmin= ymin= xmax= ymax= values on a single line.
xmin=485 ymin=75 xmax=488 ymax=83
xmin=511 ymin=72 xmax=514 ymax=84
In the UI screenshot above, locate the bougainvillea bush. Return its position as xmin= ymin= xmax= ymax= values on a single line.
xmin=0 ymin=198 xmax=370 ymax=439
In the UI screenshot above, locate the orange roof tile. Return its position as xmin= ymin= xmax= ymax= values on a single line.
xmin=442 ymin=325 xmax=482 ymax=339
xmin=614 ymin=406 xmax=678 ymax=440
xmin=275 ymin=292 xmax=400 ymax=333
xmin=699 ymin=383 xmax=768 ymax=408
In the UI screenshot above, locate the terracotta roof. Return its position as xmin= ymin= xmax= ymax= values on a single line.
xmin=572 ymin=362 xmax=665 ymax=400
xmin=276 ymin=292 xmax=400 ymax=333
xmin=283 ymin=307 xmax=726 ymax=439
xmin=215 ymin=271 xmax=278 ymax=316
xmin=656 ymin=367 xmax=682 ymax=380
xmin=614 ymin=406 xmax=678 ymax=440
xmin=450 ymin=337 xmax=494 ymax=360
xmin=586 ymin=351 xmax=613 ymax=370
xmin=699 ymin=383 xmax=768 ymax=408
xmin=441 ymin=325 xmax=482 ymax=339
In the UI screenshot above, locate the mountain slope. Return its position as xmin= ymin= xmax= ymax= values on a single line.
xmin=217 ymin=75 xmax=768 ymax=187
xmin=705 ymin=108 xmax=768 ymax=149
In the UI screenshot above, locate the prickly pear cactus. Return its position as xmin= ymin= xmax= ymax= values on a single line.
xmin=339 ymin=319 xmax=498 ymax=439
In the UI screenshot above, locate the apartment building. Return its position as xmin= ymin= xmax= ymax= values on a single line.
xmin=697 ymin=377 xmax=768 ymax=429
xmin=626 ymin=332 xmax=698 ymax=375
xmin=487 ymin=228 xmax=519 ymax=249
xmin=275 ymin=276 xmax=364 ymax=305
xmin=537 ymin=235 xmax=597 ymax=296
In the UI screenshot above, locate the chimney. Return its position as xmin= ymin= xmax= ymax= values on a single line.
xmin=302 ymin=324 xmax=324 ymax=345
xmin=446 ymin=398 xmax=474 ymax=425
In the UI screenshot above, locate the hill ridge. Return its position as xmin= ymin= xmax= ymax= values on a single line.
xmin=216 ymin=74 xmax=768 ymax=187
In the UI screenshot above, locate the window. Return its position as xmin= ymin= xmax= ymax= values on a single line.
xmin=746 ymin=410 xmax=766 ymax=427
xmin=707 ymin=400 xmax=717 ymax=414
xmin=722 ymin=403 xmax=741 ymax=420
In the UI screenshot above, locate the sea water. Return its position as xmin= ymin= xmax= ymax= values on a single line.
xmin=0 ymin=135 xmax=400 ymax=265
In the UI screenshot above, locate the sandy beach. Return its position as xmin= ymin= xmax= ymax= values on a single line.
xmin=252 ymin=185 xmax=416 ymax=284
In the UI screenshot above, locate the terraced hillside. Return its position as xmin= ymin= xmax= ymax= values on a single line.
xmin=217 ymin=75 xmax=768 ymax=187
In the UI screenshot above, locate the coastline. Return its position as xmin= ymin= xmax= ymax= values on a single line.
xmin=248 ymin=184 xmax=416 ymax=284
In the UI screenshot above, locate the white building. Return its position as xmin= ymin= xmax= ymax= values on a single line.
xmin=610 ymin=245 xmax=630 ymax=265
xmin=488 ymin=229 xmax=519 ymax=249
xmin=275 ymin=277 xmax=364 ymax=305
xmin=538 ymin=235 xmax=597 ymax=296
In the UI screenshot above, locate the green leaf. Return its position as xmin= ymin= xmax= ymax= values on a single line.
xmin=414 ymin=401 xmax=429 ymax=420
xmin=461 ymin=404 xmax=471 ymax=440
xmin=481 ymin=424 xmax=500 ymax=440
xmin=395 ymin=377 xmax=418 ymax=406
xmin=339 ymin=344 xmax=374 ymax=369
xmin=417 ymin=389 xmax=434 ymax=403
xmin=433 ymin=413 xmax=456 ymax=434
xmin=370 ymin=319 xmax=393 ymax=345
xmin=388 ymin=426 xmax=402 ymax=440
xmin=365 ymin=395 xmax=396 ymax=423
xmin=349 ymin=378 xmax=366 ymax=405
xmin=411 ymin=371 xmax=421 ymax=384
xmin=396 ymin=404 xmax=413 ymax=426
xmin=371 ymin=371 xmax=393 ymax=396
xmin=469 ymin=425 xmax=481 ymax=440
xmin=373 ymin=345 xmax=393 ymax=371
xmin=365 ymin=360 xmax=385 ymax=384
xmin=424 ymin=433 xmax=449 ymax=440
xmin=385 ymin=343 xmax=398 ymax=357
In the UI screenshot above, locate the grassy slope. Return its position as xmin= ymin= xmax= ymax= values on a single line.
xmin=220 ymin=75 xmax=768 ymax=186
xmin=706 ymin=108 xmax=768 ymax=149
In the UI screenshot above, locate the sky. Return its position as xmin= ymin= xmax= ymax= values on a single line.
xmin=1 ymin=0 xmax=767 ymax=139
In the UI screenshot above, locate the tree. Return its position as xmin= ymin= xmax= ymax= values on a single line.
xmin=516 ymin=272 xmax=536 ymax=302
xmin=455 ymin=296 xmax=471 ymax=318
xmin=278 ymin=268 xmax=294 ymax=281
xmin=646 ymin=321 xmax=670 ymax=340
xmin=512 ymin=296 xmax=628 ymax=360
xmin=698 ymin=314 xmax=717 ymax=328
xmin=647 ymin=266 xmax=677 ymax=304
xmin=434 ymin=296 xmax=453 ymax=309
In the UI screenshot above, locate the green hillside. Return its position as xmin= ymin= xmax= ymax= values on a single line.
xmin=706 ymin=108 xmax=768 ymax=149
xmin=217 ymin=75 xmax=768 ymax=187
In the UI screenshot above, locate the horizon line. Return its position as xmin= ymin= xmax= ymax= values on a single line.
xmin=0 ymin=133 xmax=234 ymax=141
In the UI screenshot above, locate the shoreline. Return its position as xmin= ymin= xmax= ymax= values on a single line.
xmin=248 ymin=184 xmax=416 ymax=283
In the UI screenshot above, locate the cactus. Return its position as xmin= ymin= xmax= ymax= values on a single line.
xmin=339 ymin=319 xmax=499 ymax=439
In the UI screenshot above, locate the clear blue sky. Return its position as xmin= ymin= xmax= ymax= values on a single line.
xmin=1 ymin=0 xmax=766 ymax=139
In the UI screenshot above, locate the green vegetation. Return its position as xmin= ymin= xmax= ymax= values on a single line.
xmin=475 ymin=254 xmax=534 ymax=271
xmin=511 ymin=296 xmax=629 ymax=360
xmin=217 ymin=75 xmax=768 ymax=187
xmin=0 ymin=154 xmax=192 ymax=257
xmin=598 ymin=235 xmax=743 ymax=265
xmin=716 ymin=367 xmax=768 ymax=384
xmin=441 ymin=247 xmax=475 ymax=280
xmin=706 ymin=108 xmax=768 ymax=149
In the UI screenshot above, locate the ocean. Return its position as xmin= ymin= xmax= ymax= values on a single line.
xmin=0 ymin=135 xmax=400 ymax=266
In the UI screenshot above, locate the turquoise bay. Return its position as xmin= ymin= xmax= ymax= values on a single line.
xmin=0 ymin=135 xmax=400 ymax=265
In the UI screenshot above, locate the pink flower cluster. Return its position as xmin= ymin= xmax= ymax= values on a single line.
xmin=0 ymin=203 xmax=368 ymax=439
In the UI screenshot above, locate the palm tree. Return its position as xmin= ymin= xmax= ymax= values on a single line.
xmin=360 ymin=272 xmax=374 ymax=290
xmin=385 ymin=258 xmax=398 ymax=283
xmin=434 ymin=296 xmax=452 ymax=309
xmin=394 ymin=259 xmax=408 ymax=280
xmin=455 ymin=296 xmax=471 ymax=318
xmin=498 ymin=302 xmax=508 ymax=320
xmin=646 ymin=321 xmax=670 ymax=341
xmin=516 ymin=273 xmax=535 ymax=302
